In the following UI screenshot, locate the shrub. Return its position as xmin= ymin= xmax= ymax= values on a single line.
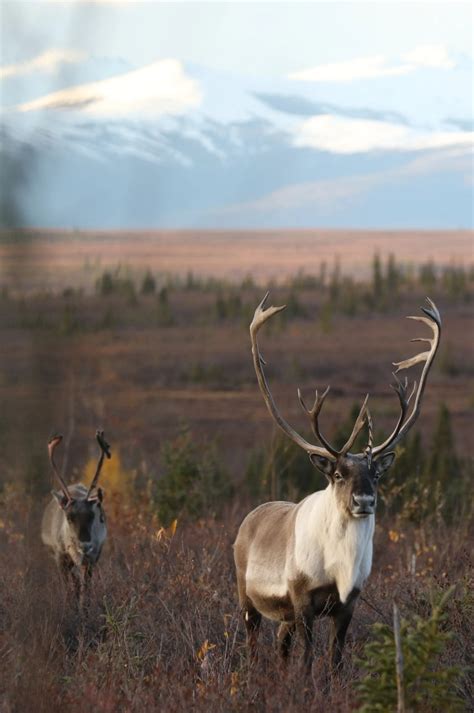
xmin=155 ymin=430 xmax=232 ymax=525
xmin=379 ymin=404 xmax=468 ymax=524
xmin=245 ymin=432 xmax=324 ymax=502
xmin=215 ymin=293 xmax=243 ymax=321
xmin=95 ymin=270 xmax=137 ymax=303
xmin=58 ymin=302 xmax=80 ymax=336
xmin=82 ymin=448 xmax=135 ymax=500
xmin=156 ymin=287 xmax=174 ymax=326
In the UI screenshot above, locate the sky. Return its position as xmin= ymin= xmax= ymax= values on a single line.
xmin=2 ymin=2 xmax=473 ymax=76
xmin=0 ymin=1 xmax=472 ymax=229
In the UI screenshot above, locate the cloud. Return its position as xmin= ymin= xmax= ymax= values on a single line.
xmin=15 ymin=59 xmax=202 ymax=118
xmin=402 ymin=44 xmax=455 ymax=69
xmin=0 ymin=49 xmax=85 ymax=80
xmin=288 ymin=44 xmax=456 ymax=82
xmin=294 ymin=114 xmax=474 ymax=154
xmin=288 ymin=56 xmax=412 ymax=83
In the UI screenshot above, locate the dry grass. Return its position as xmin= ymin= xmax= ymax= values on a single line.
xmin=0 ymin=490 xmax=472 ymax=713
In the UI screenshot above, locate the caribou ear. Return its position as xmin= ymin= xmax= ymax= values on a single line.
xmin=88 ymin=486 xmax=105 ymax=503
xmin=309 ymin=454 xmax=334 ymax=479
xmin=52 ymin=490 xmax=71 ymax=509
xmin=374 ymin=451 xmax=396 ymax=479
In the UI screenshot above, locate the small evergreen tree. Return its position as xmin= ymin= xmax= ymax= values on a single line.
xmin=427 ymin=403 xmax=459 ymax=482
xmin=442 ymin=266 xmax=467 ymax=300
xmin=419 ymin=261 xmax=437 ymax=291
xmin=424 ymin=403 xmax=461 ymax=519
xmin=379 ymin=431 xmax=425 ymax=519
xmin=141 ymin=270 xmax=156 ymax=295
xmin=372 ymin=253 xmax=384 ymax=302
xmin=356 ymin=589 xmax=465 ymax=712
xmin=96 ymin=271 xmax=115 ymax=296
xmin=329 ymin=257 xmax=341 ymax=304
xmin=155 ymin=430 xmax=232 ymax=525
xmin=386 ymin=253 xmax=401 ymax=295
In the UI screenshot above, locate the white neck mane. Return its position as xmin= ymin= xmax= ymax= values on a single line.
xmin=294 ymin=486 xmax=375 ymax=603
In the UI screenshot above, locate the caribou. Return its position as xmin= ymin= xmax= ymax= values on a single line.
xmin=234 ymin=294 xmax=441 ymax=671
xmin=41 ymin=430 xmax=111 ymax=607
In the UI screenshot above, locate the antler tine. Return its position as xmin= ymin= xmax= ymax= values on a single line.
xmin=297 ymin=386 xmax=339 ymax=456
xmin=339 ymin=394 xmax=369 ymax=456
xmin=250 ymin=293 xmax=335 ymax=460
xmin=373 ymin=298 xmax=441 ymax=456
xmin=87 ymin=429 xmax=111 ymax=497
xmin=364 ymin=408 xmax=374 ymax=467
xmin=372 ymin=373 xmax=416 ymax=453
xmin=48 ymin=434 xmax=71 ymax=503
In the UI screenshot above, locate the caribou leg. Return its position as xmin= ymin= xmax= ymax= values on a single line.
xmin=328 ymin=588 xmax=359 ymax=671
xmin=296 ymin=608 xmax=315 ymax=673
xmin=244 ymin=604 xmax=262 ymax=662
xmin=277 ymin=621 xmax=295 ymax=660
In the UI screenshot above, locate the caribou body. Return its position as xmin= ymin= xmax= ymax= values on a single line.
xmin=234 ymin=295 xmax=441 ymax=670
xmin=41 ymin=430 xmax=111 ymax=605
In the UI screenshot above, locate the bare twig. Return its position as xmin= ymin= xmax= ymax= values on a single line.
xmin=393 ymin=600 xmax=406 ymax=713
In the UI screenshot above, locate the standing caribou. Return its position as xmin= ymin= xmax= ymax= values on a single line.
xmin=41 ymin=430 xmax=111 ymax=606
xmin=234 ymin=294 xmax=441 ymax=671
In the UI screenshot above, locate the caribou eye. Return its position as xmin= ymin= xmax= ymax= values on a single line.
xmin=334 ymin=471 xmax=344 ymax=482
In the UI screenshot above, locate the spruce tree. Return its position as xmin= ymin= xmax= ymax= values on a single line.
xmin=372 ymin=253 xmax=384 ymax=302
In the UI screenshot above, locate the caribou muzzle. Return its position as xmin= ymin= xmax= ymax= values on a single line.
xmin=351 ymin=493 xmax=376 ymax=517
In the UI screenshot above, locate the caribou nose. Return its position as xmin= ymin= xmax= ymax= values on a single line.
xmin=352 ymin=494 xmax=375 ymax=510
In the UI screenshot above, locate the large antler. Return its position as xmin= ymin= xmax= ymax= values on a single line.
xmin=250 ymin=293 xmax=369 ymax=460
xmin=48 ymin=434 xmax=72 ymax=503
xmin=251 ymin=293 xmax=334 ymax=459
xmin=87 ymin=430 xmax=111 ymax=498
xmin=372 ymin=298 xmax=441 ymax=455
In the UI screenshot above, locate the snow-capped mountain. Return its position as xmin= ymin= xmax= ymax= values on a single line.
xmin=1 ymin=52 xmax=472 ymax=228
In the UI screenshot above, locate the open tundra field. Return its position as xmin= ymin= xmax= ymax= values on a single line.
xmin=0 ymin=229 xmax=472 ymax=293
xmin=0 ymin=235 xmax=473 ymax=711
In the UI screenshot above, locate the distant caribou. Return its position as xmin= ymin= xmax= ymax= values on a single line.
xmin=234 ymin=295 xmax=441 ymax=671
xmin=41 ymin=430 xmax=111 ymax=607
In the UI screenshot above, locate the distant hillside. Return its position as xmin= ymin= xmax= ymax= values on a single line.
xmin=1 ymin=57 xmax=472 ymax=229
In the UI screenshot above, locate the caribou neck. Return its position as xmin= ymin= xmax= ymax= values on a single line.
xmin=295 ymin=486 xmax=375 ymax=604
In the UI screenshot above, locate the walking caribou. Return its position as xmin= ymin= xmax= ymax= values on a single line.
xmin=41 ymin=430 xmax=111 ymax=606
xmin=234 ymin=294 xmax=441 ymax=671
